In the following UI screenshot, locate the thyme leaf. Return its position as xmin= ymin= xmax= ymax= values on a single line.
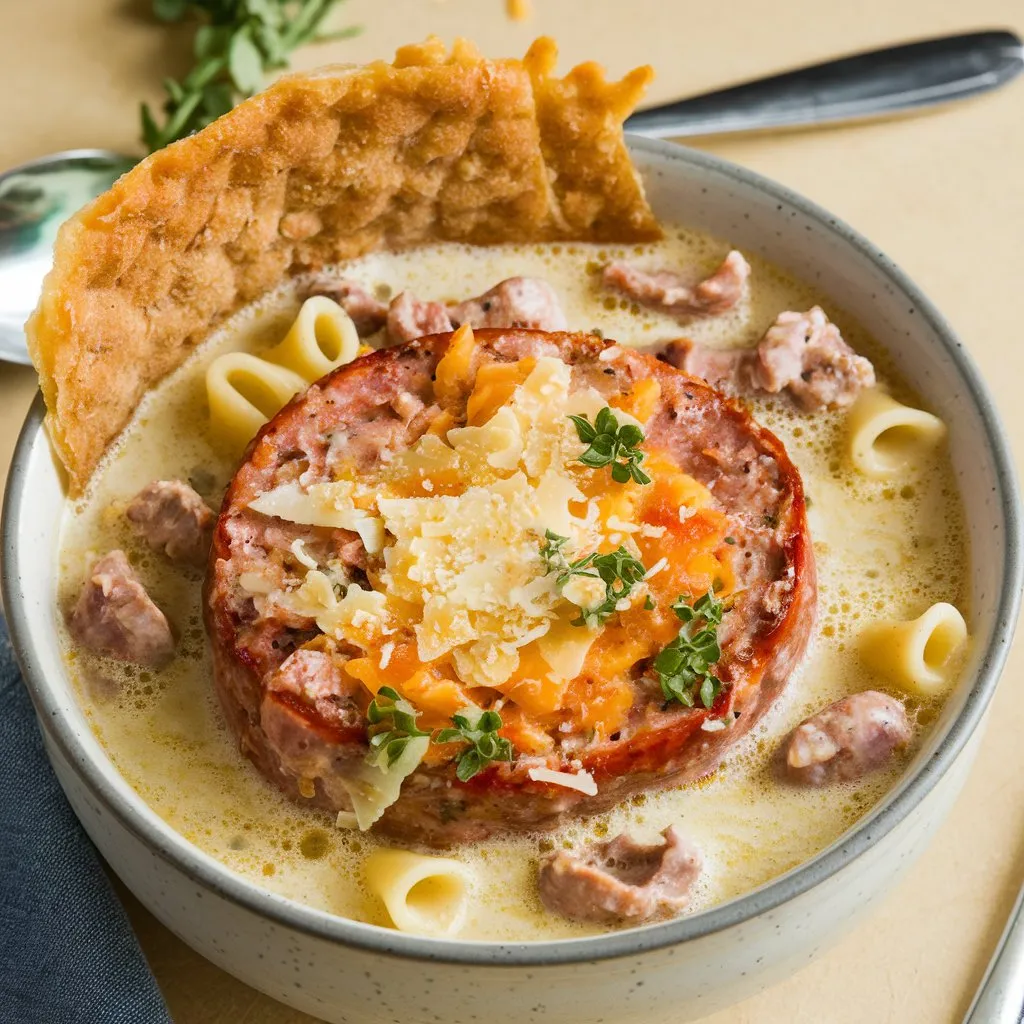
xmin=655 ymin=591 xmax=726 ymax=709
xmin=365 ymin=686 xmax=428 ymax=769
xmin=568 ymin=407 xmax=651 ymax=485
xmin=436 ymin=708 xmax=514 ymax=782
xmin=541 ymin=537 xmax=648 ymax=628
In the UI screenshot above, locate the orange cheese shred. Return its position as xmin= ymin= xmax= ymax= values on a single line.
xmin=611 ymin=377 xmax=661 ymax=424
xmin=465 ymin=357 xmax=536 ymax=425
xmin=433 ymin=323 xmax=477 ymax=410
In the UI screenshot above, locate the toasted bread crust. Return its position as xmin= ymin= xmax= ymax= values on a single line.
xmin=27 ymin=37 xmax=660 ymax=496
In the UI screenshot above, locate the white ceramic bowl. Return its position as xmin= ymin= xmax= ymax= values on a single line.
xmin=3 ymin=138 xmax=1021 ymax=1024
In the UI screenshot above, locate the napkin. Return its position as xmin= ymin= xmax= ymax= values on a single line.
xmin=0 ymin=616 xmax=172 ymax=1024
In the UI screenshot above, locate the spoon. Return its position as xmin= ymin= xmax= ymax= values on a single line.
xmin=0 ymin=150 xmax=136 ymax=364
xmin=961 ymin=876 xmax=1024 ymax=1024
xmin=0 ymin=29 xmax=1020 ymax=366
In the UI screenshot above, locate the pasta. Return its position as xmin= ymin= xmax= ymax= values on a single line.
xmin=206 ymin=297 xmax=361 ymax=450
xmin=846 ymin=390 xmax=946 ymax=479
xmin=363 ymin=849 xmax=474 ymax=936
xmin=205 ymin=353 xmax=307 ymax=452
xmin=859 ymin=602 xmax=968 ymax=697
xmin=264 ymin=296 xmax=361 ymax=383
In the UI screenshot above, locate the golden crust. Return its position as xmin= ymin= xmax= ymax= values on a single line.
xmin=27 ymin=37 xmax=660 ymax=495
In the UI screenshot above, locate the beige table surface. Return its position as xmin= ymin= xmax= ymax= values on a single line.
xmin=3 ymin=1 xmax=1024 ymax=1021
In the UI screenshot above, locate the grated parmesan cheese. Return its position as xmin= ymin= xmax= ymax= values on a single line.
xmin=527 ymin=767 xmax=598 ymax=796
xmin=645 ymin=557 xmax=669 ymax=580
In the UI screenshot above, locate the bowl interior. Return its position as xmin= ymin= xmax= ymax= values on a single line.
xmin=3 ymin=137 xmax=1020 ymax=965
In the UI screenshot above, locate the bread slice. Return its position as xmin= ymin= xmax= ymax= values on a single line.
xmin=27 ymin=36 xmax=661 ymax=495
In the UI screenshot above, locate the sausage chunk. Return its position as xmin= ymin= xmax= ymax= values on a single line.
xmin=317 ymin=277 xmax=569 ymax=344
xmin=603 ymin=250 xmax=750 ymax=317
xmin=126 ymin=479 xmax=214 ymax=565
xmin=663 ymin=306 xmax=876 ymax=412
xmin=538 ymin=826 xmax=703 ymax=924
xmin=69 ymin=550 xmax=175 ymax=668
xmin=387 ymin=292 xmax=453 ymax=343
xmin=300 ymin=275 xmax=388 ymax=335
xmin=782 ymin=690 xmax=912 ymax=786
xmin=449 ymin=277 xmax=567 ymax=331
xmin=752 ymin=307 xmax=876 ymax=410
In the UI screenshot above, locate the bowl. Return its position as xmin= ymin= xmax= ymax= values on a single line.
xmin=3 ymin=137 xmax=1021 ymax=1024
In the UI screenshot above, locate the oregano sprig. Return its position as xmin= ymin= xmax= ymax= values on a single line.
xmin=366 ymin=686 xmax=428 ymax=768
xmin=141 ymin=0 xmax=359 ymax=152
xmin=436 ymin=709 xmax=514 ymax=782
xmin=568 ymin=406 xmax=651 ymax=485
xmin=654 ymin=591 xmax=726 ymax=709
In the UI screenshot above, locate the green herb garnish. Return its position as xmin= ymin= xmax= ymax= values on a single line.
xmin=654 ymin=591 xmax=726 ymax=709
xmin=436 ymin=709 xmax=514 ymax=782
xmin=539 ymin=529 xmax=571 ymax=573
xmin=568 ymin=407 xmax=651 ymax=485
xmin=543 ymin=542 xmax=648 ymax=628
xmin=141 ymin=0 xmax=359 ymax=152
xmin=366 ymin=686 xmax=428 ymax=768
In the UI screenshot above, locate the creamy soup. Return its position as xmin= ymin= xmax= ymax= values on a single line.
xmin=57 ymin=225 xmax=967 ymax=940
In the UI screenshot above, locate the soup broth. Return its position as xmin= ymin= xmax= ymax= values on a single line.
xmin=57 ymin=226 xmax=967 ymax=940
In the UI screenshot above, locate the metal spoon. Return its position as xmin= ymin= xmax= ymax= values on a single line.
xmin=0 ymin=29 xmax=1021 ymax=366
xmin=0 ymin=150 xmax=135 ymax=364
xmin=961 ymin=876 xmax=1024 ymax=1024
xmin=625 ymin=28 xmax=1023 ymax=138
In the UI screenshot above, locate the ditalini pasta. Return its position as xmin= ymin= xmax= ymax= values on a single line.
xmin=859 ymin=602 xmax=968 ymax=697
xmin=205 ymin=353 xmax=307 ymax=452
xmin=363 ymin=849 xmax=474 ymax=937
xmin=264 ymin=295 xmax=361 ymax=382
xmin=206 ymin=297 xmax=360 ymax=450
xmin=846 ymin=390 xmax=946 ymax=479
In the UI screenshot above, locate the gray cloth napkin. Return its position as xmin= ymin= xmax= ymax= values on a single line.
xmin=0 ymin=616 xmax=173 ymax=1024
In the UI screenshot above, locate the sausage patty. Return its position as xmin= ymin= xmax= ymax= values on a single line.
xmin=205 ymin=328 xmax=816 ymax=846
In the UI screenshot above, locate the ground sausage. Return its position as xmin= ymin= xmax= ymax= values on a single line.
xmin=312 ymin=276 xmax=569 ymax=344
xmin=781 ymin=690 xmax=912 ymax=786
xmin=662 ymin=306 xmax=875 ymax=411
xmin=538 ymin=826 xmax=703 ymax=923
xmin=299 ymin=275 xmax=388 ymax=335
xmin=449 ymin=277 xmax=567 ymax=331
xmin=70 ymin=550 xmax=175 ymax=668
xmin=603 ymin=250 xmax=750 ymax=317
xmin=386 ymin=292 xmax=453 ymax=343
xmin=206 ymin=329 xmax=816 ymax=846
xmin=126 ymin=479 xmax=214 ymax=565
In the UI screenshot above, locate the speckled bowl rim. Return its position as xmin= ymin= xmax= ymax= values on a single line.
xmin=4 ymin=136 xmax=1021 ymax=968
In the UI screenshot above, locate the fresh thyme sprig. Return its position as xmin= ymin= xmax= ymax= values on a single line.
xmin=141 ymin=0 xmax=358 ymax=152
xmin=539 ymin=528 xmax=570 ymax=574
xmin=654 ymin=591 xmax=726 ymax=709
xmin=436 ymin=709 xmax=514 ymax=782
xmin=568 ymin=407 xmax=651 ymax=485
xmin=541 ymin=533 xmax=648 ymax=628
xmin=366 ymin=686 xmax=429 ymax=768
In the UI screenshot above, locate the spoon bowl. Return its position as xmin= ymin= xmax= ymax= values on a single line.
xmin=0 ymin=150 xmax=134 ymax=365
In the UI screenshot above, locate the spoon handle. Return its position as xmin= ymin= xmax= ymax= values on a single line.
xmin=625 ymin=30 xmax=1024 ymax=139
xmin=962 ymin=877 xmax=1024 ymax=1024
